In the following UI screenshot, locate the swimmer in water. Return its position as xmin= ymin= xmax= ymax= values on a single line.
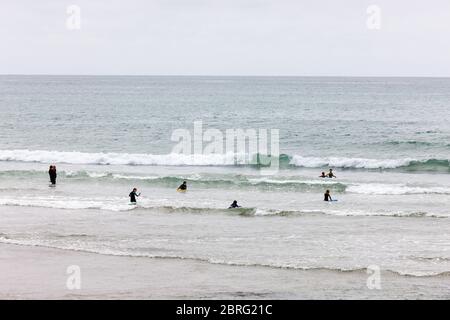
xmin=319 ymin=172 xmax=327 ymax=178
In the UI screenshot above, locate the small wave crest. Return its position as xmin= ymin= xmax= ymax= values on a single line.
xmin=0 ymin=197 xmax=447 ymax=218
xmin=0 ymin=168 xmax=349 ymax=192
xmin=1 ymin=236 xmax=448 ymax=277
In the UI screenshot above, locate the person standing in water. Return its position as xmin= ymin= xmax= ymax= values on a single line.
xmin=48 ymin=165 xmax=57 ymax=185
xmin=327 ymin=169 xmax=337 ymax=178
xmin=229 ymin=200 xmax=241 ymax=208
xmin=319 ymin=172 xmax=327 ymax=178
xmin=129 ymin=188 xmax=140 ymax=204
xmin=177 ymin=181 xmax=187 ymax=192
xmin=324 ymin=190 xmax=333 ymax=201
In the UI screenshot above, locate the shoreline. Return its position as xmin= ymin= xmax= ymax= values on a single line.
xmin=2 ymin=237 xmax=449 ymax=278
xmin=1 ymin=243 xmax=449 ymax=300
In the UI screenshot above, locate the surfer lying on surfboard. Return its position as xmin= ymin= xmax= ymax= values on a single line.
xmin=229 ymin=200 xmax=241 ymax=209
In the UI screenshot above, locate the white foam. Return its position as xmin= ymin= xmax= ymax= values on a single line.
xmin=86 ymin=172 xmax=110 ymax=178
xmin=0 ymin=196 xmax=133 ymax=212
xmin=0 ymin=195 xmax=447 ymax=218
xmin=0 ymin=149 xmax=247 ymax=166
xmin=323 ymin=209 xmax=447 ymax=218
xmin=65 ymin=170 xmax=109 ymax=178
xmin=347 ymin=183 xmax=450 ymax=195
xmin=0 ymin=149 xmax=431 ymax=169
xmin=248 ymin=178 xmax=341 ymax=185
xmin=290 ymin=155 xmax=414 ymax=169
xmin=112 ymin=174 xmax=160 ymax=180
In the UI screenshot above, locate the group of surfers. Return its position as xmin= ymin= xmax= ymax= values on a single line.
xmin=128 ymin=168 xmax=339 ymax=207
xmin=47 ymin=165 xmax=338 ymax=207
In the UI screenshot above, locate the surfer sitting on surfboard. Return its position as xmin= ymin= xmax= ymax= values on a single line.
xmin=229 ymin=200 xmax=241 ymax=209
xmin=324 ymin=190 xmax=333 ymax=201
xmin=327 ymin=169 xmax=337 ymax=178
xmin=177 ymin=181 xmax=187 ymax=192
xmin=129 ymin=188 xmax=140 ymax=204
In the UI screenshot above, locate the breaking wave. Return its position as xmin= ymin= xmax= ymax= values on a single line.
xmin=0 ymin=149 xmax=449 ymax=172
xmin=289 ymin=155 xmax=450 ymax=171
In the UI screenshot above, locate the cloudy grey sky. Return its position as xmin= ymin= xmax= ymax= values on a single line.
xmin=1 ymin=0 xmax=449 ymax=76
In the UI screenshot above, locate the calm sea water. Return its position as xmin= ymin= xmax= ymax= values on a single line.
xmin=1 ymin=76 xmax=450 ymax=297
xmin=1 ymin=75 xmax=450 ymax=159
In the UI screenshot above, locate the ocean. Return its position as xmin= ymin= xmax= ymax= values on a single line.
xmin=1 ymin=75 xmax=449 ymax=298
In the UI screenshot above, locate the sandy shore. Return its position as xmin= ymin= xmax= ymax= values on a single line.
xmin=1 ymin=243 xmax=448 ymax=299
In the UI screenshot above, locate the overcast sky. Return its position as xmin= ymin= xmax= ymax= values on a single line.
xmin=1 ymin=0 xmax=449 ymax=76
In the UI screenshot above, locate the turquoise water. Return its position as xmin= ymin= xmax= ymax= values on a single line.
xmin=1 ymin=76 xmax=450 ymax=292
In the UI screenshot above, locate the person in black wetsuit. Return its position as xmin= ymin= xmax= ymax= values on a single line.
xmin=327 ymin=169 xmax=336 ymax=178
xmin=177 ymin=181 xmax=187 ymax=191
xmin=319 ymin=172 xmax=326 ymax=178
xmin=229 ymin=200 xmax=241 ymax=209
xmin=129 ymin=188 xmax=140 ymax=204
xmin=49 ymin=165 xmax=57 ymax=185
xmin=324 ymin=189 xmax=332 ymax=201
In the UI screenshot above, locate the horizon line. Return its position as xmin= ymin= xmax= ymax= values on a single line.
xmin=1 ymin=73 xmax=450 ymax=79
